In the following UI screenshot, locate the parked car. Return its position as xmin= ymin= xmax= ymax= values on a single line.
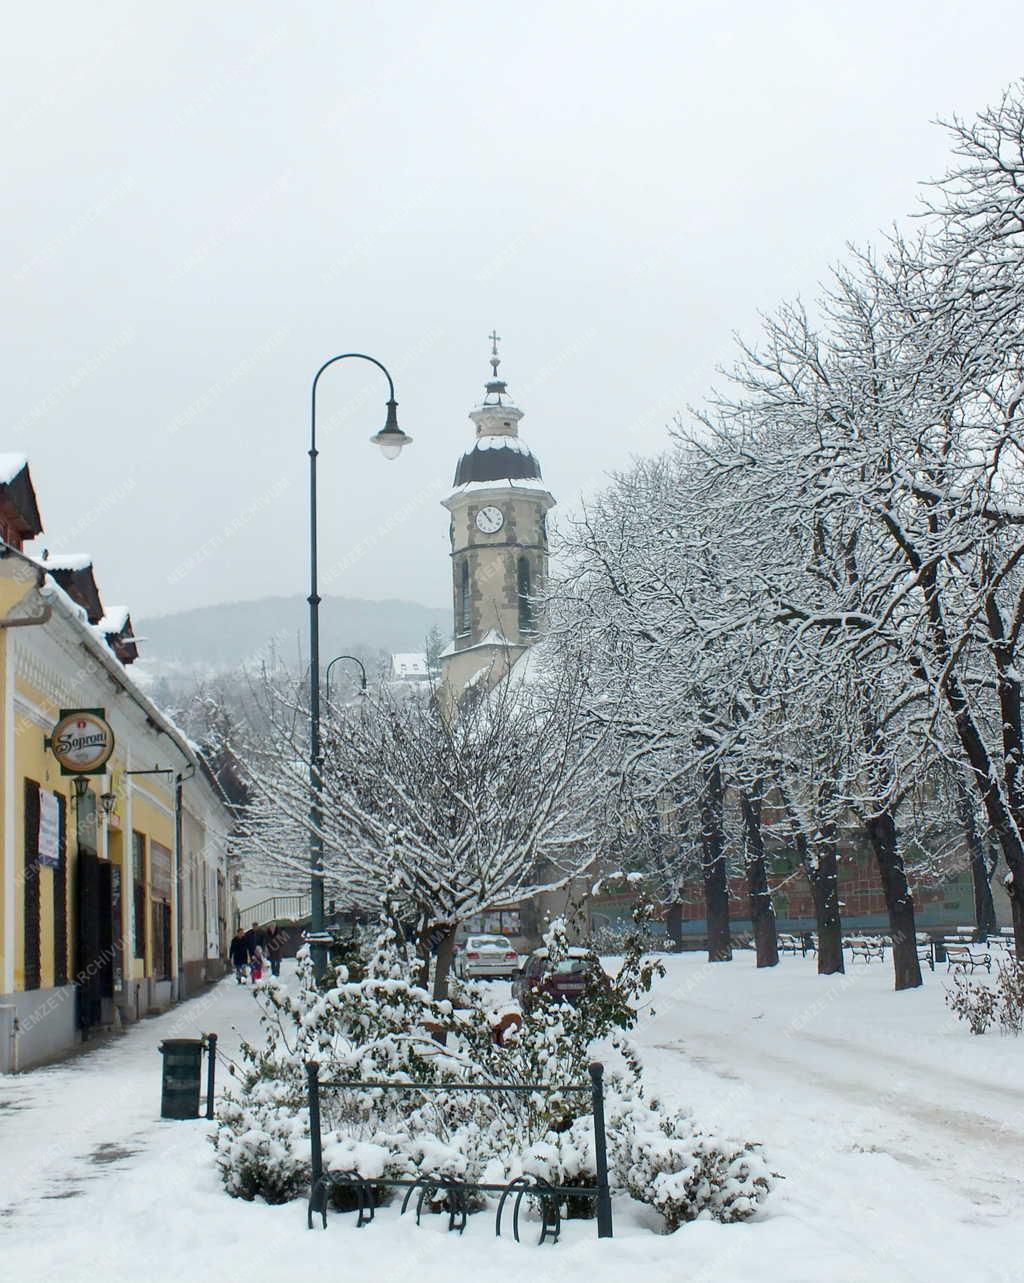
xmin=512 ymin=946 xmax=608 ymax=1010
xmin=454 ymin=935 xmax=520 ymax=980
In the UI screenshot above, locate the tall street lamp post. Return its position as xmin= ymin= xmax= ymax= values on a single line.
xmin=308 ymin=354 xmax=411 ymax=978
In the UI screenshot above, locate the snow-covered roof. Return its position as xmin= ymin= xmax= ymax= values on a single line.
xmin=441 ymin=628 xmax=518 ymax=659
xmin=454 ymin=438 xmax=542 ymax=486
xmin=473 ymin=436 xmax=533 ymax=455
xmin=0 ymin=453 xmax=29 ymax=486
xmin=391 ymin=652 xmax=428 ymax=677
xmin=99 ymin=606 xmax=130 ymax=634
xmin=36 ymin=553 xmax=93 ymax=572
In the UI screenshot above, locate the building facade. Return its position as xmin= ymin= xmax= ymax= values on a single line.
xmin=440 ymin=340 xmax=555 ymax=709
xmin=0 ymin=458 xmax=235 ymax=1072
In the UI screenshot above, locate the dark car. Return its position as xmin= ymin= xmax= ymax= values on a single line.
xmin=512 ymin=946 xmax=607 ymax=1010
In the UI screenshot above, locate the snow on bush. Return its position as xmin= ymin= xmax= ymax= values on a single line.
xmin=945 ymin=959 xmax=1024 ymax=1036
xmin=610 ymin=1095 xmax=774 ymax=1230
xmin=213 ymin=919 xmax=776 ymax=1231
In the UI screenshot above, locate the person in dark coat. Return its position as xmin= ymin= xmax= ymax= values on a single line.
xmin=264 ymin=922 xmax=285 ymax=977
xmin=242 ymin=922 xmax=262 ymax=962
xmin=229 ymin=928 xmax=249 ymax=984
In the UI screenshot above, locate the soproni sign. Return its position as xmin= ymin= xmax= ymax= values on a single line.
xmin=48 ymin=708 xmax=115 ymax=775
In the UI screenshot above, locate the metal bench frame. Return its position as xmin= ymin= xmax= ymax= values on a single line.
xmin=846 ymin=938 xmax=886 ymax=963
xmin=306 ymin=1061 xmax=614 ymax=1244
xmin=944 ymin=944 xmax=992 ymax=974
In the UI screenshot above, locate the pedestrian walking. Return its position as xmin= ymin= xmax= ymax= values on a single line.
xmin=264 ymin=921 xmax=285 ymax=978
xmin=249 ymin=944 xmax=264 ymax=983
xmin=242 ymin=921 xmax=261 ymax=960
xmin=229 ymin=927 xmax=249 ymax=984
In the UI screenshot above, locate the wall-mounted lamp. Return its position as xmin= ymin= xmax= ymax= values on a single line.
xmin=100 ymin=791 xmax=117 ymax=818
xmin=72 ymin=776 xmax=90 ymax=802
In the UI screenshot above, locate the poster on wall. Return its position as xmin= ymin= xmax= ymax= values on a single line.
xmin=38 ymin=788 xmax=60 ymax=867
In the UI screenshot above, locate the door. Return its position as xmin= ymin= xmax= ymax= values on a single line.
xmin=75 ymin=852 xmax=116 ymax=1033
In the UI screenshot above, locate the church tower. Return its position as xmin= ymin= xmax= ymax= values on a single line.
xmin=440 ymin=335 xmax=556 ymax=708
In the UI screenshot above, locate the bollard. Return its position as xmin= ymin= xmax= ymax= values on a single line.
xmin=204 ymin=1032 xmax=218 ymax=1119
xmin=589 ymin=1061 xmax=614 ymax=1239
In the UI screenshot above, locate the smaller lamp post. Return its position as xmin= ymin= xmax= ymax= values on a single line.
xmin=324 ymin=654 xmax=368 ymax=707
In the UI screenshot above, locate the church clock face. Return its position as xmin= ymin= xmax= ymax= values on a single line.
xmin=475 ymin=505 xmax=504 ymax=534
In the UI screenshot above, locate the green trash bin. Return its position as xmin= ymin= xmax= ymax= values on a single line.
xmin=159 ymin=1038 xmax=204 ymax=1119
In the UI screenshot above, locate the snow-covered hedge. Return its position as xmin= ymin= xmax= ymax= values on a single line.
xmin=213 ymin=925 xmax=776 ymax=1232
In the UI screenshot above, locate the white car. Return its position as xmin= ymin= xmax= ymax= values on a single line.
xmin=454 ymin=935 xmax=519 ymax=979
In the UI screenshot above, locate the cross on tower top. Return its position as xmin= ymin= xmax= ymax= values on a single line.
xmin=488 ymin=329 xmax=501 ymax=379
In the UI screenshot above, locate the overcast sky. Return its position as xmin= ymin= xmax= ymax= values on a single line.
xmin=3 ymin=2 xmax=1021 ymax=619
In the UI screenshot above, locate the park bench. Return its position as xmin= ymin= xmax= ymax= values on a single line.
xmin=944 ymin=943 xmax=992 ymax=974
xmin=305 ymin=1061 xmax=613 ymax=1244
xmin=846 ymin=936 xmax=886 ymax=963
xmin=777 ymin=933 xmax=814 ymax=957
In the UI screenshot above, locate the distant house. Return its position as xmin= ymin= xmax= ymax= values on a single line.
xmin=390 ymin=652 xmax=430 ymax=683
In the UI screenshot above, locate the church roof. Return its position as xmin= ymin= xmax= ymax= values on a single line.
xmin=450 ymin=334 xmax=548 ymax=489
xmin=453 ymin=436 xmax=543 ymax=486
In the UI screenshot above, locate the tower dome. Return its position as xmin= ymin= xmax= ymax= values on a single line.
xmin=451 ymin=332 xmax=543 ymax=487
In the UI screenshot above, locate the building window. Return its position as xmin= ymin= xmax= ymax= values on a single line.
xmin=132 ymin=831 xmax=147 ymax=959
xmin=150 ymin=840 xmax=173 ymax=979
xmin=458 ymin=559 xmax=472 ymax=636
xmin=518 ymin=556 xmax=535 ymax=633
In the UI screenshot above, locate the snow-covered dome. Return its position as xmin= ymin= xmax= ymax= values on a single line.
xmin=452 ymin=334 xmax=543 ymax=486
xmin=453 ymin=434 xmax=542 ymax=485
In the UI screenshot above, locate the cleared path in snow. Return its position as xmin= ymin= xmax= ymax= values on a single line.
xmin=639 ymin=952 xmax=1024 ymax=1280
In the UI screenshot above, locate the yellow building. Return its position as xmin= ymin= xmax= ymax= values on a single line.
xmin=0 ymin=457 xmax=235 ymax=1072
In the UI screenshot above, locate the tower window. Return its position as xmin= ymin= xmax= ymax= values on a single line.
xmin=518 ymin=556 xmax=535 ymax=633
xmin=458 ymin=560 xmax=471 ymax=636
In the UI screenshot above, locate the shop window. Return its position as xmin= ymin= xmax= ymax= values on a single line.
xmin=150 ymin=840 xmax=173 ymax=979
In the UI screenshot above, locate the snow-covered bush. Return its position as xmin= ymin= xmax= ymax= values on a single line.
xmin=214 ymin=925 xmax=776 ymax=1231
xmin=215 ymin=1081 xmax=310 ymax=1203
xmin=612 ymin=1095 xmax=775 ymax=1230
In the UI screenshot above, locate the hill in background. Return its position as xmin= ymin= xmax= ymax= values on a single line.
xmin=134 ymin=594 xmax=450 ymax=681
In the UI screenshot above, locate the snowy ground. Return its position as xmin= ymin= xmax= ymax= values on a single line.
xmin=1 ymin=953 xmax=1021 ymax=1283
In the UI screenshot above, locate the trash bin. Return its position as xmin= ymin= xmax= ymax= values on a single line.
xmin=159 ymin=1038 xmax=204 ymax=1119
xmin=932 ymin=937 xmax=946 ymax=965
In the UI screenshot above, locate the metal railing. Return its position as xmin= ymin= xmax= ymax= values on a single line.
xmin=237 ymin=893 xmax=311 ymax=926
xmin=306 ymin=1061 xmax=613 ymax=1244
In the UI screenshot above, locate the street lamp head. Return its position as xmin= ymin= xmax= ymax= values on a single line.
xmin=370 ymin=398 xmax=412 ymax=461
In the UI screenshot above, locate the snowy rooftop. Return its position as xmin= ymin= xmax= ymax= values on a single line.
xmin=35 ymin=553 xmax=93 ymax=572
xmin=391 ymin=652 xmax=428 ymax=678
xmin=99 ymin=606 xmax=130 ymax=634
xmin=0 ymin=453 xmax=29 ymax=486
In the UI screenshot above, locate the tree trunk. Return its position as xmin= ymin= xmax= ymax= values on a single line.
xmin=665 ymin=902 xmax=683 ymax=951
xmin=799 ymin=831 xmax=844 ymax=975
xmin=431 ymin=924 xmax=458 ymax=1002
xmin=957 ymin=777 xmax=998 ymax=938
xmin=918 ymin=612 xmax=1024 ymax=958
xmin=700 ymin=764 xmax=732 ymax=962
xmin=1009 ymin=873 xmax=1024 ymax=951
xmin=739 ymin=788 xmax=778 ymax=968
xmin=414 ymin=926 xmax=432 ymax=991
xmin=864 ymin=810 xmax=922 ymax=990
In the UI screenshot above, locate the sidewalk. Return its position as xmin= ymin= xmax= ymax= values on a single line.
xmin=0 ymin=967 xmax=255 ymax=1221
